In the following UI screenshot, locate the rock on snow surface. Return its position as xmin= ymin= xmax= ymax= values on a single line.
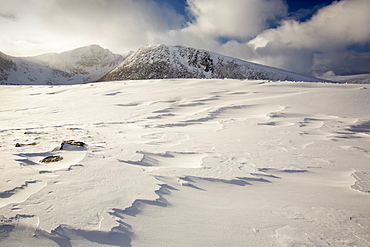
xmin=0 ymin=79 xmax=370 ymax=246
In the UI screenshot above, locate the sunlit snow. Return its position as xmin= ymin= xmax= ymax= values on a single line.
xmin=0 ymin=79 xmax=370 ymax=246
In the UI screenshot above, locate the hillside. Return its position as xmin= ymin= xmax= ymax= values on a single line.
xmin=0 ymin=45 xmax=124 ymax=85
xmin=99 ymin=45 xmax=324 ymax=82
xmin=0 ymin=51 xmax=17 ymax=82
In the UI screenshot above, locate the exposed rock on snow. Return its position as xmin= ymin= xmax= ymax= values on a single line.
xmin=60 ymin=140 xmax=86 ymax=150
xmin=99 ymin=44 xmax=323 ymax=82
xmin=39 ymin=155 xmax=64 ymax=163
xmin=15 ymin=142 xmax=37 ymax=147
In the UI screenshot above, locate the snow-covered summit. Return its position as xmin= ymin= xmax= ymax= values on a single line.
xmin=99 ymin=44 xmax=324 ymax=82
xmin=0 ymin=45 xmax=124 ymax=85
xmin=29 ymin=44 xmax=124 ymax=82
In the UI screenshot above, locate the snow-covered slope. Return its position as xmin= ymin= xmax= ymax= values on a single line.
xmin=100 ymin=45 xmax=324 ymax=82
xmin=0 ymin=45 xmax=124 ymax=85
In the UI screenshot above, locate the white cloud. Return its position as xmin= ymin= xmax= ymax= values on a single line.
xmin=1 ymin=0 xmax=369 ymax=75
xmin=0 ymin=0 xmax=184 ymax=56
xmin=246 ymin=0 xmax=370 ymax=74
xmin=184 ymin=0 xmax=287 ymax=40
xmin=152 ymin=0 xmax=288 ymax=61
xmin=249 ymin=0 xmax=370 ymax=50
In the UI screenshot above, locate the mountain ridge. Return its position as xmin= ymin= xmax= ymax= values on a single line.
xmin=1 ymin=44 xmax=327 ymax=85
xmin=99 ymin=44 xmax=323 ymax=82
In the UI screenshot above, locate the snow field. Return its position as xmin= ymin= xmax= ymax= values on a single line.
xmin=0 ymin=79 xmax=370 ymax=246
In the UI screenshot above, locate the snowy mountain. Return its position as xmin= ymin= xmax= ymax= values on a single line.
xmin=99 ymin=44 xmax=323 ymax=82
xmin=29 ymin=45 xmax=124 ymax=82
xmin=1 ymin=44 xmax=328 ymax=85
xmin=0 ymin=45 xmax=124 ymax=85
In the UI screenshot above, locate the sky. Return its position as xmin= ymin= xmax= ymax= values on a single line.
xmin=1 ymin=0 xmax=369 ymax=76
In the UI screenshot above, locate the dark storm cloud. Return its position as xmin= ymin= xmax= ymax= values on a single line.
xmin=313 ymin=51 xmax=370 ymax=75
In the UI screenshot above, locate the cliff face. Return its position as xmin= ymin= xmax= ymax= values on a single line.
xmin=99 ymin=45 xmax=322 ymax=82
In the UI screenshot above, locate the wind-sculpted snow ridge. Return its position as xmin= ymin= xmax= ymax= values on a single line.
xmin=99 ymin=44 xmax=324 ymax=82
xmin=1 ymin=79 xmax=370 ymax=246
xmin=0 ymin=45 xmax=124 ymax=85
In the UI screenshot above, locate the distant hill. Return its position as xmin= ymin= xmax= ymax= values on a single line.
xmin=318 ymin=73 xmax=370 ymax=84
xmin=0 ymin=45 xmax=124 ymax=85
xmin=99 ymin=44 xmax=323 ymax=82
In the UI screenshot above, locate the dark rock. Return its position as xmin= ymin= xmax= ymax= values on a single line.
xmin=60 ymin=140 xmax=86 ymax=150
xmin=15 ymin=142 xmax=37 ymax=147
xmin=40 ymin=155 xmax=63 ymax=163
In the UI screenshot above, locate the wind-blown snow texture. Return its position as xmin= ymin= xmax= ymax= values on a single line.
xmin=1 ymin=79 xmax=370 ymax=246
xmin=99 ymin=45 xmax=323 ymax=82
xmin=0 ymin=45 xmax=124 ymax=85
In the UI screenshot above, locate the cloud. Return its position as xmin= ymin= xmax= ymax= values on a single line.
xmin=313 ymin=51 xmax=370 ymax=75
xmin=246 ymin=0 xmax=370 ymax=75
xmin=0 ymin=12 xmax=18 ymax=21
xmin=0 ymin=0 xmax=184 ymax=56
xmin=152 ymin=0 xmax=288 ymax=62
xmin=157 ymin=0 xmax=370 ymax=76
xmin=184 ymin=0 xmax=287 ymax=40
xmin=0 ymin=0 xmax=369 ymax=76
